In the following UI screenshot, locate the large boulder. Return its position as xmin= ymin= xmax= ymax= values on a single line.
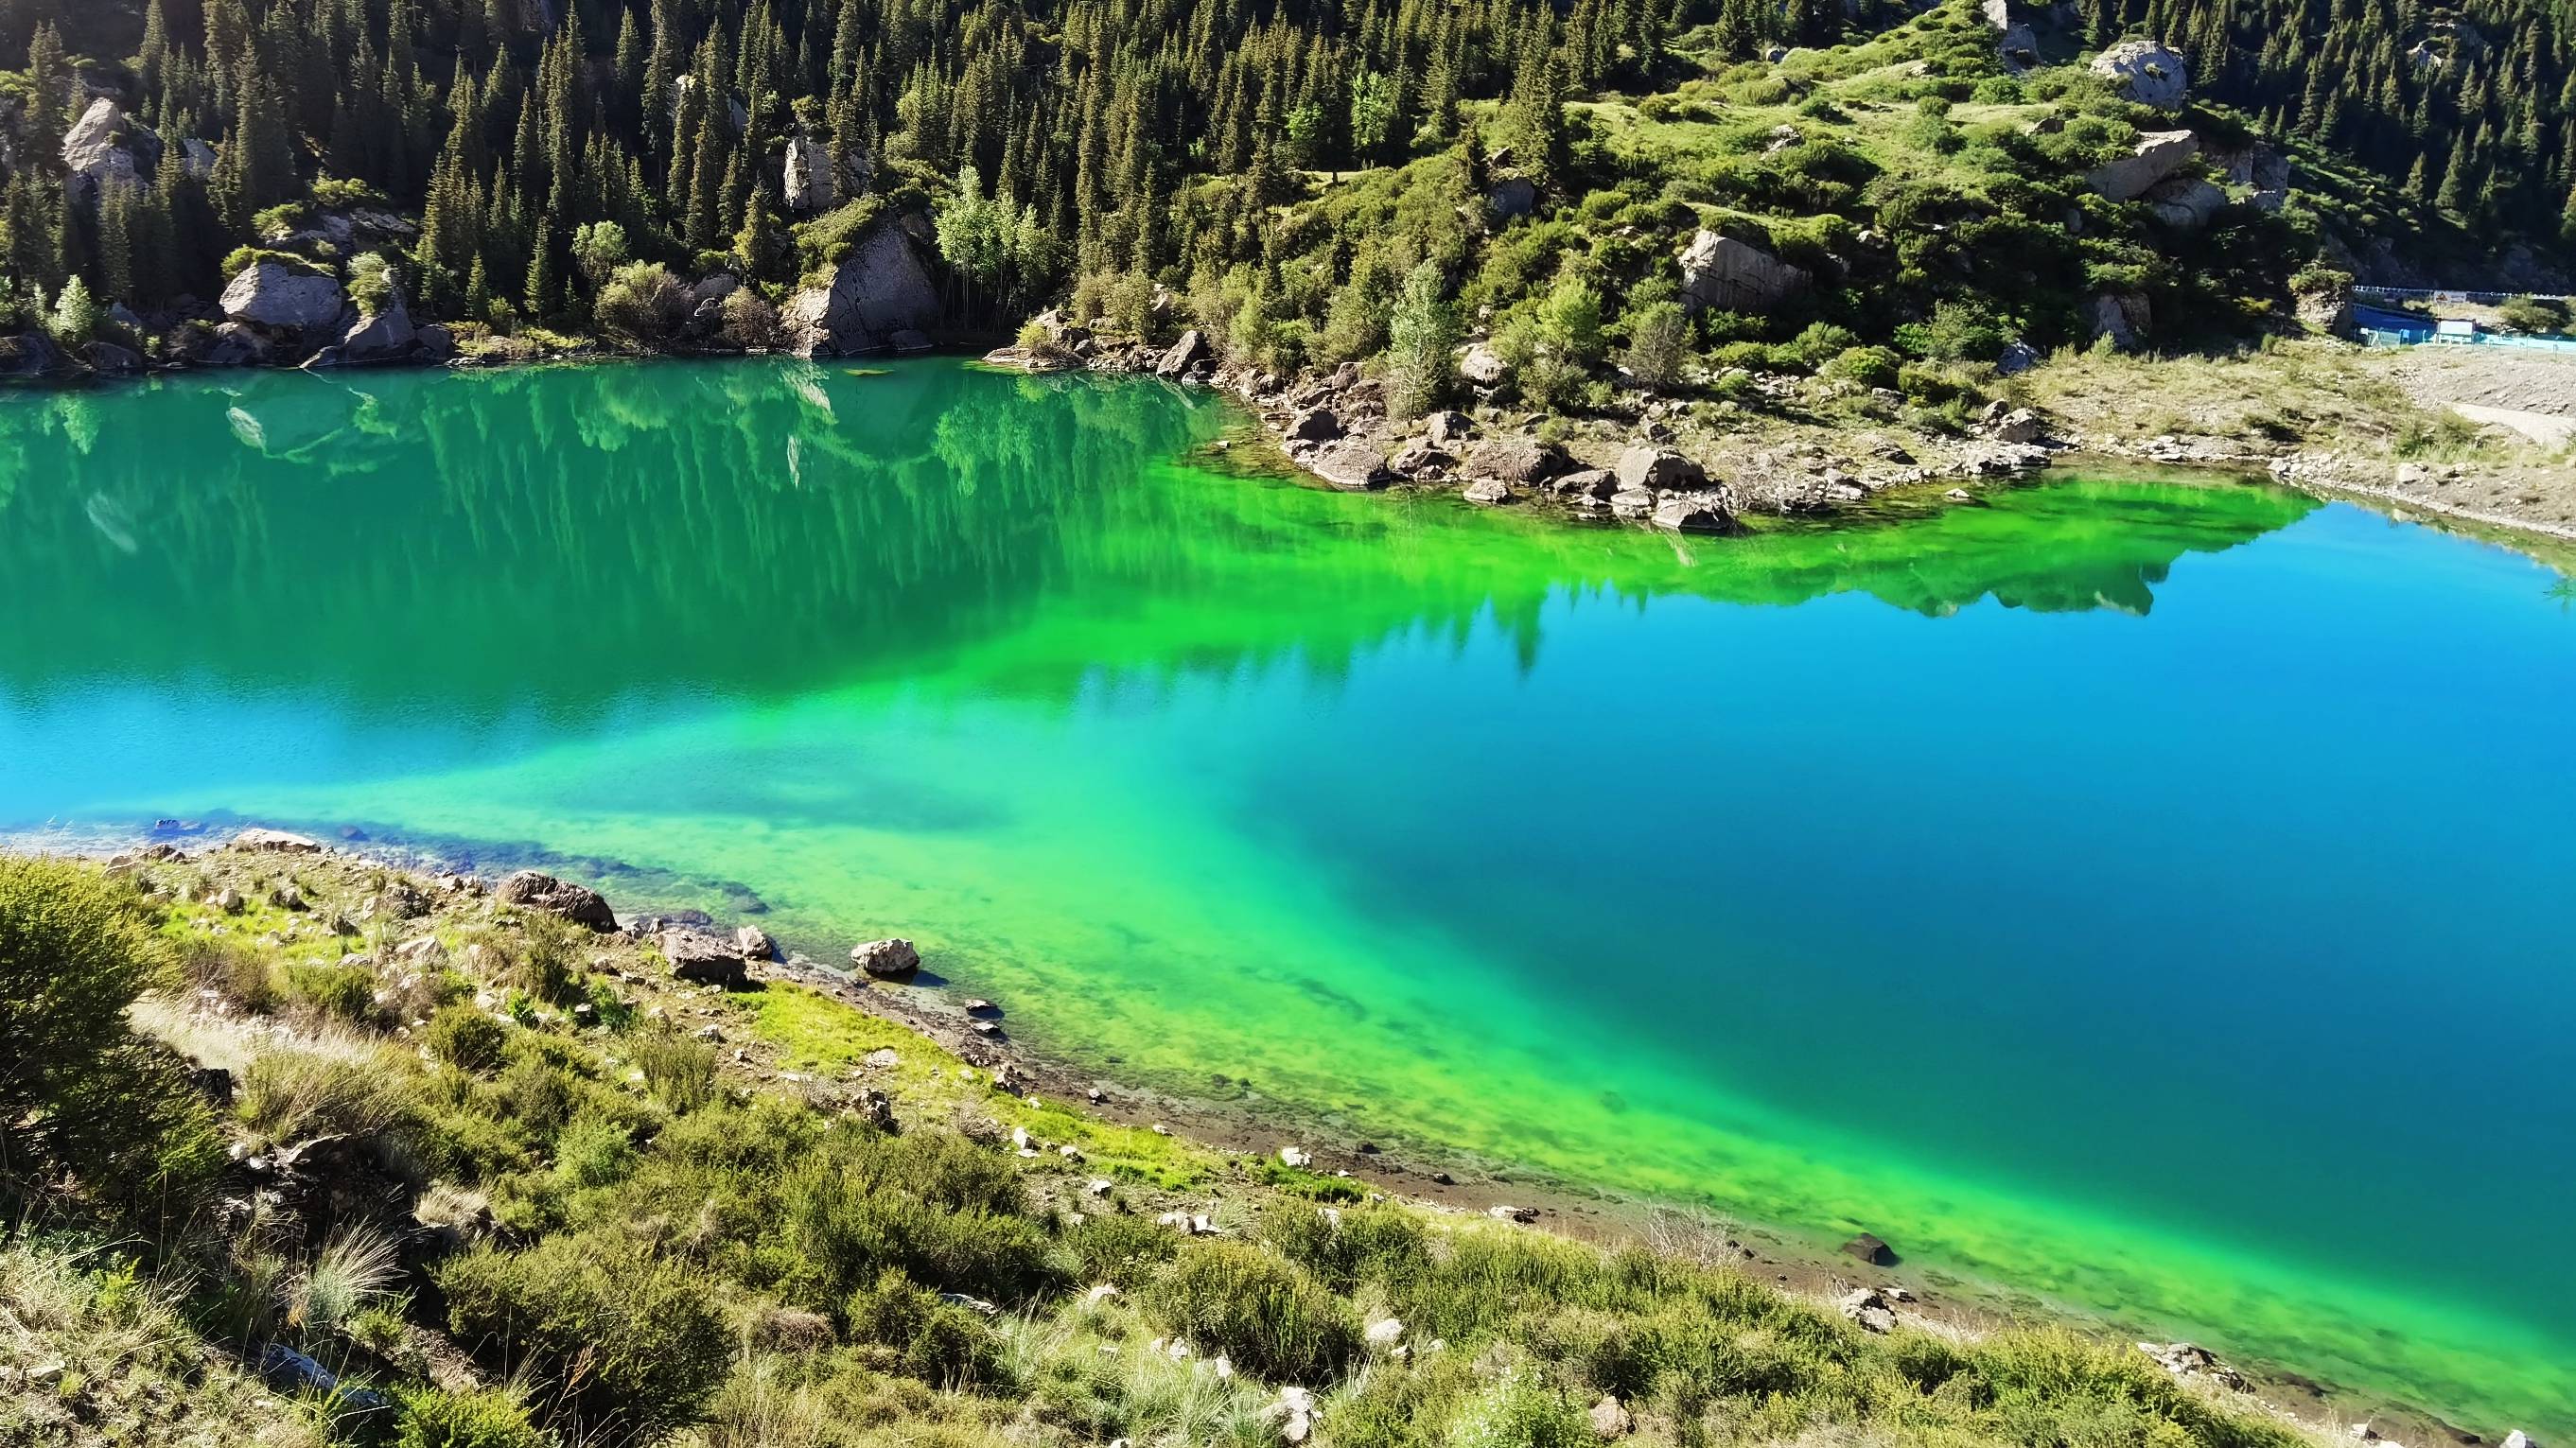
xmin=850 ymin=937 xmax=922 ymax=978
xmin=2087 ymin=291 xmax=2151 ymax=350
xmin=1463 ymin=435 xmax=1570 ymax=485
xmin=336 ymin=294 xmax=417 ymax=364
xmin=61 ymin=97 xmax=162 ymax=206
xmin=782 ymin=133 xmax=835 ymax=213
xmin=1614 ymin=445 xmax=1705 ymax=493
xmin=781 ymin=224 xmax=941 ymax=358
xmin=1154 ymin=328 xmax=1210 ymax=378
xmin=1486 ymin=176 xmax=1538 ymax=219
xmin=2293 ymin=273 xmax=2355 ymax=339
xmin=2088 ymin=130 xmax=2199 ymax=202
xmin=2091 ymin=40 xmax=2190 ymax=109
xmin=220 ymin=260 xmax=349 ymax=335
xmin=1650 ymin=490 xmax=1739 ymax=534
xmin=661 ymin=930 xmax=750 ymax=988
xmin=1677 ymin=230 xmax=1811 ymax=314
xmin=0 ymin=330 xmax=77 ymax=380
xmin=1306 ymin=440 xmax=1393 ymax=490
xmin=2146 ymin=175 xmax=2225 ymax=230
xmin=1458 ymin=342 xmax=1509 ymax=387
xmin=495 ymin=870 xmax=619 ymax=931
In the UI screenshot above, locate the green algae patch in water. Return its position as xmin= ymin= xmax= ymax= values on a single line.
xmin=2 ymin=358 xmax=2572 ymax=1434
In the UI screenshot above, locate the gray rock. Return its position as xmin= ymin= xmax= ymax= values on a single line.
xmin=415 ymin=323 xmax=456 ymax=362
xmin=1463 ymin=435 xmax=1570 ymax=484
xmin=2087 ymin=291 xmax=2150 ymax=350
xmin=1608 ymin=488 xmax=1655 ymax=519
xmin=495 ymin=870 xmax=619 ymax=931
xmin=1677 ymin=230 xmax=1810 ymax=314
xmin=219 ymin=260 xmax=348 ymax=334
xmin=1388 ymin=440 xmax=1456 ymax=478
xmin=80 ymin=340 xmax=143 ymax=375
xmin=734 ymin=925 xmax=776 ymax=960
xmin=61 ymin=97 xmax=160 ymax=205
xmin=1614 ymin=445 xmax=1705 ymax=493
xmin=1424 ymin=410 xmax=1474 ymax=445
xmin=2091 ymin=39 xmax=2190 ymax=109
xmin=1551 ymin=467 xmax=1617 ymax=499
xmin=1995 ymin=340 xmax=2042 ymax=375
xmin=1463 ymin=476 xmax=1512 ymax=505
xmin=180 ymin=138 xmax=217 ymax=178
xmin=1842 ymin=1231 xmax=1894 ymax=1265
xmin=1486 ymin=176 xmax=1538 ymax=219
xmin=1306 ymin=440 xmax=1393 ymax=490
xmin=0 ymin=330 xmax=73 ymax=379
xmin=205 ymin=322 xmax=272 ymax=366
xmin=1985 ymin=405 xmax=2048 ymax=444
xmin=1838 ymin=1288 xmax=1897 ymax=1335
xmin=2135 ymin=1341 xmax=2248 ymax=1391
xmin=338 ymin=295 xmax=416 ymax=363
xmin=783 ymin=132 xmax=835 ymax=213
xmin=2147 ymin=175 xmax=2225 ymax=230
xmin=1156 ymin=329 xmax=1211 ymax=379
xmin=1458 ymin=342 xmax=1509 ymax=387
xmin=1284 ymin=408 xmax=1342 ymax=443
xmin=2088 ymin=130 xmax=2199 ymax=202
xmin=888 ymin=327 xmax=934 ymax=353
xmin=850 ymin=937 xmax=922 ymax=978
xmin=1650 ymin=491 xmax=1738 ymax=533
xmin=1588 ymin=1396 xmax=1633 ymax=1439
xmin=780 ymin=224 xmax=941 ymax=358
xmin=661 ymin=930 xmax=750 ymax=988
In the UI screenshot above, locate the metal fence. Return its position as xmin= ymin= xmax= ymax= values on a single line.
xmin=2354 ymin=305 xmax=2576 ymax=353
xmin=2353 ymin=285 xmax=2576 ymax=306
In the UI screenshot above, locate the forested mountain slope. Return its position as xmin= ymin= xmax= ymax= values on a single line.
xmin=0 ymin=0 xmax=2567 ymax=403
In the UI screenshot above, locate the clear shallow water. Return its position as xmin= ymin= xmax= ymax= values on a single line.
xmin=3 ymin=358 xmax=2571 ymax=1432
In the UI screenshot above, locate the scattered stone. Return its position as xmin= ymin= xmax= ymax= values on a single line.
xmin=495 ymin=870 xmax=619 ymax=931
xmin=1588 ymin=1395 xmax=1634 ymax=1439
xmin=1268 ymin=1385 xmax=1317 ymax=1444
xmin=1608 ymin=488 xmax=1655 ymax=519
xmin=1459 ymin=342 xmax=1510 ymax=387
xmin=2135 ymin=1340 xmax=2249 ymax=1391
xmin=232 ymin=828 xmax=324 ymax=853
xmin=1838 ymin=1287 xmax=1897 ymax=1334
xmin=1651 ymin=491 xmax=1738 ymax=534
xmin=734 ymin=925 xmax=776 ymax=960
xmin=212 ymin=888 xmax=246 ymax=915
xmin=850 ymin=937 xmax=922 ymax=978
xmin=267 ymin=883 xmax=307 ymax=912
xmin=1996 ymin=340 xmax=2042 ymax=375
xmin=1284 ymin=408 xmax=1342 ymax=444
xmin=1463 ymin=476 xmax=1512 ymax=505
xmin=1488 ymin=1204 xmax=1537 ymax=1224
xmin=1425 ymin=410 xmax=1475 ymax=445
xmin=1364 ymin=1317 xmax=1404 ymax=1349
xmin=1463 ymin=435 xmax=1570 ymax=485
xmin=1086 ymin=1178 xmax=1115 ymax=1198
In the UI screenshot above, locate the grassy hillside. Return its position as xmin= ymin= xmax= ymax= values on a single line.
xmin=0 ymin=840 xmax=2343 ymax=1448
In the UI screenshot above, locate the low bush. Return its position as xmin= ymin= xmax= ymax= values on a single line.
xmin=1146 ymin=1242 xmax=1360 ymax=1383
xmin=425 ymin=1003 xmax=508 ymax=1073
xmin=393 ymin=1384 xmax=550 ymax=1448
xmin=283 ymin=963 xmax=378 ymax=1023
xmin=844 ymin=1268 xmax=1003 ymax=1387
xmin=438 ymin=1227 xmax=730 ymax=1438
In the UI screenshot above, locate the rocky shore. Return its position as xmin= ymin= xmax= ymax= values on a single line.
xmin=8 ymin=820 xmax=2525 ymax=1448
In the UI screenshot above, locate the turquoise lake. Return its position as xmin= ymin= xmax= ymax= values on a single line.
xmin=0 ymin=358 xmax=2570 ymax=1433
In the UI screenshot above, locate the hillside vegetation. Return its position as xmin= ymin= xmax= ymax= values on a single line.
xmin=0 ymin=839 xmax=2356 ymax=1448
xmin=0 ymin=0 xmax=2564 ymax=396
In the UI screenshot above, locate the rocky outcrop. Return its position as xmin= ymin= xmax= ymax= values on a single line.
xmin=850 ymin=937 xmax=922 ymax=978
xmin=1486 ymin=176 xmax=1537 ymax=219
xmin=2091 ymin=40 xmax=2190 ymax=109
xmin=2293 ymin=274 xmax=2356 ymax=339
xmin=783 ymin=133 xmax=835 ymax=213
xmin=2088 ymin=130 xmax=2199 ymax=202
xmin=1677 ymin=230 xmax=1811 ymax=314
xmin=0 ymin=330 xmax=78 ymax=381
xmin=781 ymin=224 xmax=941 ymax=358
xmin=496 ymin=870 xmax=619 ymax=931
xmin=1838 ymin=1288 xmax=1897 ymax=1334
xmin=1650 ymin=490 xmax=1738 ymax=533
xmin=2135 ymin=1341 xmax=2247 ymax=1391
xmin=61 ymin=98 xmax=162 ymax=206
xmin=334 ymin=295 xmax=418 ymax=365
xmin=220 ymin=260 xmax=348 ymax=336
xmin=1458 ymin=342 xmax=1509 ymax=387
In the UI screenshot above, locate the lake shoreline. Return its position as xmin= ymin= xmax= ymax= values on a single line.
xmin=0 ymin=820 xmax=2492 ymax=1447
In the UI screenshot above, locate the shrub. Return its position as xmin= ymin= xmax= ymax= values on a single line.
xmin=844 ymin=1268 xmax=1001 ymax=1387
xmin=552 ymin=1113 xmax=638 ymax=1190
xmin=2496 ymin=294 xmax=2570 ymax=335
xmin=499 ymin=913 xmax=587 ymax=1004
xmin=1446 ymin=1366 xmax=1590 ymax=1448
xmin=632 ymin=1026 xmax=719 ymax=1112
xmin=425 ymin=1004 xmax=508 ymax=1073
xmin=47 ymin=276 xmax=98 ymax=344
xmin=347 ymin=253 xmax=399 ymax=316
xmin=438 ymin=1228 xmax=729 ymax=1439
xmin=393 ymin=1384 xmax=550 ymax=1448
xmin=781 ymin=1136 xmax=1054 ymax=1303
xmin=721 ymin=288 xmax=784 ymax=349
xmin=1821 ymin=344 xmax=1902 ymax=389
xmin=0 ymin=859 xmax=224 ymax=1228
xmin=284 ymin=963 xmax=378 ymax=1023
xmin=593 ymin=262 xmax=690 ymax=344
xmin=1146 ymin=1242 xmax=1360 ymax=1383
xmin=237 ymin=1045 xmax=414 ymax=1143
xmin=289 ymin=1225 xmax=404 ymax=1335
xmin=1061 ymin=1212 xmax=1179 ymax=1289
